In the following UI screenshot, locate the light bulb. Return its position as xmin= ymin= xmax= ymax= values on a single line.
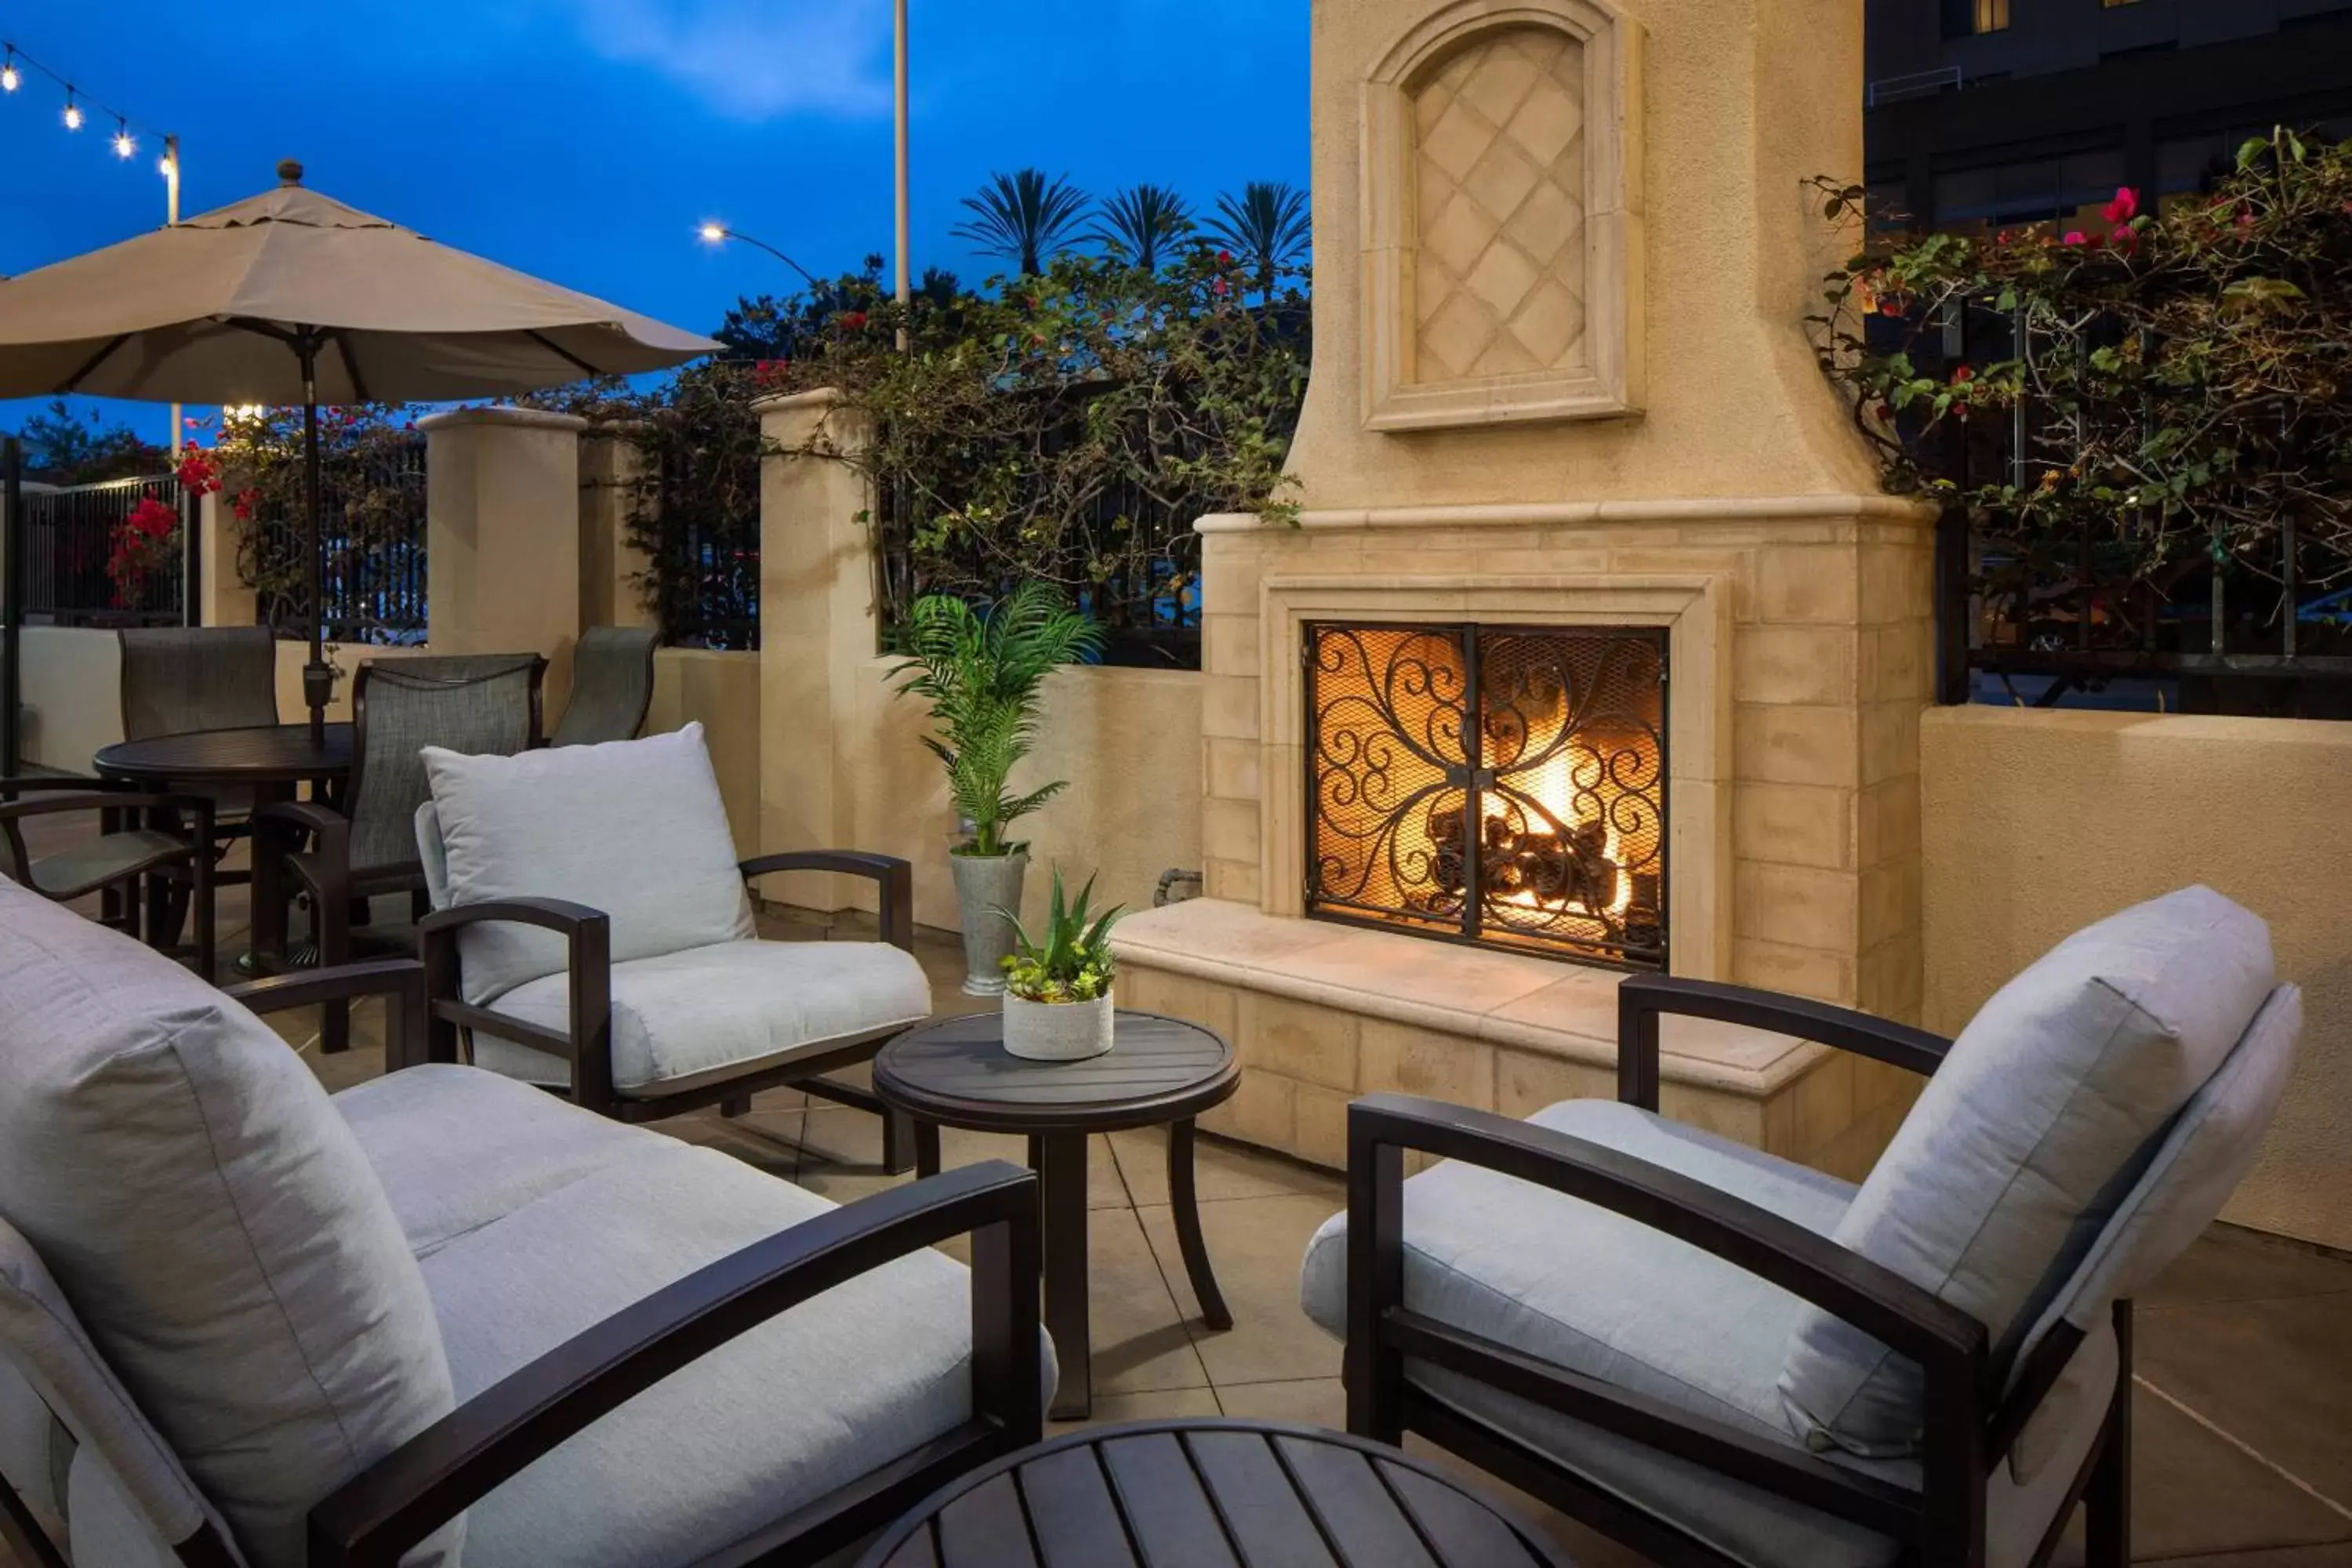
xmin=158 ymin=154 xmax=176 ymax=179
xmin=699 ymin=223 xmax=728 ymax=244
xmin=1 ymin=53 xmax=18 ymax=93
xmin=63 ymin=96 xmax=82 ymax=131
xmin=114 ymin=122 xmax=135 ymax=158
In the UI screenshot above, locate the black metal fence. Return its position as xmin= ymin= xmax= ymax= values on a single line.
xmin=652 ymin=512 xmax=759 ymax=651
xmin=252 ymin=434 xmax=429 ymax=644
xmin=19 ymin=475 xmax=186 ymax=627
xmin=1914 ymin=305 xmax=2352 ymax=717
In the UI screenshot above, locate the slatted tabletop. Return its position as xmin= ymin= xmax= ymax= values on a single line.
xmin=93 ymin=723 xmax=354 ymax=786
xmin=858 ymin=1420 xmax=1573 ymax=1568
xmin=874 ymin=1011 xmax=1238 ymax=1133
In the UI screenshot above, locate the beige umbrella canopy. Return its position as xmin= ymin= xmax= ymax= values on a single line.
xmin=0 ymin=161 xmax=719 ymax=731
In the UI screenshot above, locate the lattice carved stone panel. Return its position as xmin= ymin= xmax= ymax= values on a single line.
xmin=1411 ymin=27 xmax=1588 ymax=384
xmin=1361 ymin=0 xmax=1641 ymax=432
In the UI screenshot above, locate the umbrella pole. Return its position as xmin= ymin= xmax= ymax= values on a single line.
xmin=299 ymin=336 xmax=331 ymax=740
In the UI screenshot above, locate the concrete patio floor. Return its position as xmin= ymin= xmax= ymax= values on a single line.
xmin=13 ymin=842 xmax=2351 ymax=1566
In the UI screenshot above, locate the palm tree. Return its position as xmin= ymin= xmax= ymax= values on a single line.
xmin=1087 ymin=183 xmax=1195 ymax=273
xmin=953 ymin=169 xmax=1093 ymax=277
xmin=1203 ymin=181 xmax=1312 ymax=307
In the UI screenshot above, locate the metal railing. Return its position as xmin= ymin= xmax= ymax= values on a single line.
xmin=17 ymin=474 xmax=186 ymax=627
xmin=251 ymin=435 xmax=429 ymax=645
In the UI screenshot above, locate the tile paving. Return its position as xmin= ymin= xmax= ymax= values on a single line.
xmin=10 ymin=844 xmax=2350 ymax=1565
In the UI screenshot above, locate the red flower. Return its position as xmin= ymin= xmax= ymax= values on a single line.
xmin=1215 ymin=249 xmax=1235 ymax=267
xmin=2109 ymin=224 xmax=2140 ymax=253
xmin=1950 ymin=364 xmax=1974 ymax=386
xmin=839 ymin=310 xmax=869 ymax=331
xmin=2062 ymin=230 xmax=2089 ymax=247
xmin=128 ymin=498 xmax=178 ymax=539
xmin=1210 ymin=278 xmax=1231 ymax=297
xmin=1994 ymin=229 xmax=2013 ymax=245
xmin=175 ymin=448 xmax=221 ymax=497
xmin=231 ymin=487 xmax=258 ymax=522
xmin=2102 ymin=187 xmax=2139 ymax=225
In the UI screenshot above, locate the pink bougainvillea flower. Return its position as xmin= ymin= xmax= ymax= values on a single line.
xmin=2109 ymin=224 xmax=2140 ymax=252
xmin=2103 ymin=187 xmax=2139 ymax=225
xmin=840 ymin=311 xmax=869 ymax=331
xmin=1215 ymin=249 xmax=1235 ymax=267
xmin=1950 ymin=364 xmax=1974 ymax=385
xmin=2062 ymin=230 xmax=2089 ymax=247
xmin=1211 ymin=278 xmax=1231 ymax=297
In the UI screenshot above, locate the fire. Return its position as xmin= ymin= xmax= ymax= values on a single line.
xmin=1482 ymin=735 xmax=1636 ymax=922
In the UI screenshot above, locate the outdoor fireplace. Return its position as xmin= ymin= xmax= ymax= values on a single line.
xmin=1305 ymin=622 xmax=1668 ymax=970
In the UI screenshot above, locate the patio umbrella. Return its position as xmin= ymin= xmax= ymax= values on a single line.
xmin=0 ymin=161 xmax=720 ymax=735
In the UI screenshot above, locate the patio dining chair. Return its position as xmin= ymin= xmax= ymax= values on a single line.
xmin=0 ymin=777 xmax=216 ymax=978
xmin=255 ymin=655 xmax=544 ymax=1054
xmin=1305 ymin=886 xmax=2300 ymax=1568
xmin=114 ymin=626 xmax=279 ymax=877
xmin=551 ymin=625 xmax=659 ymax=746
xmin=412 ymin=723 xmax=929 ymax=1168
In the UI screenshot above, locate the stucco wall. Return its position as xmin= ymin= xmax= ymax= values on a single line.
xmin=647 ymin=648 xmax=760 ymax=857
xmin=829 ymin=660 xmax=1204 ymax=936
xmin=1922 ymin=706 xmax=2352 ymax=1251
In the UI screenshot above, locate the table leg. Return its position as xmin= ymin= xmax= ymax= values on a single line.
xmin=1168 ymin=1119 xmax=1233 ymax=1331
xmin=247 ymin=782 xmax=295 ymax=973
xmin=914 ymin=1120 xmax=942 ymax=1180
xmin=1035 ymin=1129 xmax=1091 ymax=1421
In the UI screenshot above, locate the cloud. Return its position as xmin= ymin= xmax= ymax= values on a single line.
xmin=564 ymin=0 xmax=895 ymax=118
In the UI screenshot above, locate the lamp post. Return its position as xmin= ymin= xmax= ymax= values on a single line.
xmin=697 ymin=224 xmax=824 ymax=291
xmin=895 ymin=0 xmax=911 ymax=353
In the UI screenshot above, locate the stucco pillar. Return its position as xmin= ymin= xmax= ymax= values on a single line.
xmin=755 ymin=387 xmax=878 ymax=912
xmin=196 ymin=489 xmax=258 ymax=630
xmin=579 ymin=424 xmax=656 ymax=632
xmin=420 ymin=406 xmax=589 ymax=716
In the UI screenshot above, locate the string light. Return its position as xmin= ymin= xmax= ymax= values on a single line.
xmin=0 ymin=38 xmax=175 ymax=178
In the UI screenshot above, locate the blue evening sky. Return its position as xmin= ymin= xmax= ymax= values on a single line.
xmin=0 ymin=0 xmax=1310 ymax=445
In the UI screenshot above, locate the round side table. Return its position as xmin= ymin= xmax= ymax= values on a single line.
xmin=857 ymin=1418 xmax=1574 ymax=1568
xmin=873 ymin=1011 xmax=1240 ymax=1421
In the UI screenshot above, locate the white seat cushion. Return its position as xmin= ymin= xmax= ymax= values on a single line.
xmin=335 ymin=1064 xmax=678 ymax=1257
xmin=419 ymin=1140 xmax=1047 ymax=1568
xmin=0 ymin=877 xmax=454 ymax=1568
xmin=1782 ymin=885 xmax=2275 ymax=1457
xmin=472 ymin=939 xmax=931 ymax=1098
xmin=1298 ymin=1097 xmax=2114 ymax=1568
xmin=421 ymin=724 xmax=756 ymax=1006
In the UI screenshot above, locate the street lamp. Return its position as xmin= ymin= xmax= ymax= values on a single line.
xmin=697 ymin=224 xmax=823 ymax=291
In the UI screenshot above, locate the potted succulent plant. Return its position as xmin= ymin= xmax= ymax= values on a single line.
xmin=889 ymin=583 xmax=1104 ymax=994
xmin=997 ymin=870 xmax=1122 ymax=1062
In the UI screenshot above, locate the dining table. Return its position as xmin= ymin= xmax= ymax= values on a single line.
xmin=93 ymin=723 xmax=354 ymax=971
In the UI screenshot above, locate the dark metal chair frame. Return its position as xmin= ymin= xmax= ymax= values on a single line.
xmin=0 ymin=958 xmax=1045 ymax=1568
xmin=1343 ymin=974 xmax=2133 ymax=1568
xmin=114 ymin=626 xmax=281 ymax=889
xmin=252 ymin=658 xmax=546 ymax=1054
xmin=0 ymin=777 xmax=216 ymax=978
xmin=418 ymin=853 xmax=925 ymax=1171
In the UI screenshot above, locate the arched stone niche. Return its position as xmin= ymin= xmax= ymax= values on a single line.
xmin=1360 ymin=0 xmax=1642 ymax=431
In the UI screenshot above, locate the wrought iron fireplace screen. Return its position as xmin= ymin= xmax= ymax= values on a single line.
xmin=1305 ymin=622 xmax=1668 ymax=969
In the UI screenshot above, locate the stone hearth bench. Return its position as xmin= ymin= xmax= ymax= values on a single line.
xmin=1111 ymin=899 xmax=1918 ymax=1181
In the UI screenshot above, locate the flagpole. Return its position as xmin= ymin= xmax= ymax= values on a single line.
xmin=894 ymin=0 xmax=911 ymax=354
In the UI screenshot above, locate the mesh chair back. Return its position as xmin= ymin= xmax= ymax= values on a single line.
xmin=347 ymin=659 xmax=543 ymax=873
xmin=552 ymin=626 xmax=659 ymax=747
xmin=117 ymin=628 xmax=278 ymax=740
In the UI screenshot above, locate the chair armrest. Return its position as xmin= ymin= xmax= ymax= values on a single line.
xmin=0 ymin=792 xmax=214 ymax=884
xmin=251 ymin=798 xmax=350 ymax=897
xmin=224 ymin=960 xmax=426 ymax=1067
xmin=415 ymin=898 xmax=615 ymax=1102
xmin=1615 ymin=975 xmax=1952 ymax=1112
xmin=740 ymin=851 xmax=916 ymax=953
xmin=306 ymin=1160 xmax=1045 ymax=1568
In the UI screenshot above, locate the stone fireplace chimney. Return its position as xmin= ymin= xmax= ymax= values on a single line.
xmin=1113 ymin=0 xmax=1936 ymax=1179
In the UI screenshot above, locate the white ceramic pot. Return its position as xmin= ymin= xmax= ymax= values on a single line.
xmin=1001 ymin=990 xmax=1116 ymax=1062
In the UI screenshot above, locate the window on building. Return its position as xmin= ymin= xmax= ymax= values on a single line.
xmin=1974 ymin=0 xmax=2011 ymax=31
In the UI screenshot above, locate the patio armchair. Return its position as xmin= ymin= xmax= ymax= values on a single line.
xmin=254 ymin=656 xmax=543 ymax=1054
xmin=0 ymin=775 xmax=215 ymax=978
xmin=0 ymin=873 xmax=1048 ymax=1568
xmin=1302 ymin=886 xmax=2300 ymax=1568
xmin=115 ymin=625 xmax=279 ymax=873
xmin=550 ymin=625 xmax=659 ymax=746
xmin=412 ymin=723 xmax=928 ymax=1169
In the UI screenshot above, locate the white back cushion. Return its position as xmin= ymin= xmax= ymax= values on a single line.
xmin=422 ymin=723 xmax=755 ymax=1004
xmin=1779 ymin=885 xmax=2275 ymax=1457
xmin=0 ymin=880 xmax=456 ymax=1568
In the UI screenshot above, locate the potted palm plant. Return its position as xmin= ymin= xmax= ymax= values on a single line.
xmin=889 ymin=583 xmax=1104 ymax=994
xmin=998 ymin=871 xmax=1121 ymax=1062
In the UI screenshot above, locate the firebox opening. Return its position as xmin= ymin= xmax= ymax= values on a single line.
xmin=1305 ymin=622 xmax=1668 ymax=971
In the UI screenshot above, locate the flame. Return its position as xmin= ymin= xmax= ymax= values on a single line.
xmin=1483 ymin=735 xmax=1635 ymax=920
